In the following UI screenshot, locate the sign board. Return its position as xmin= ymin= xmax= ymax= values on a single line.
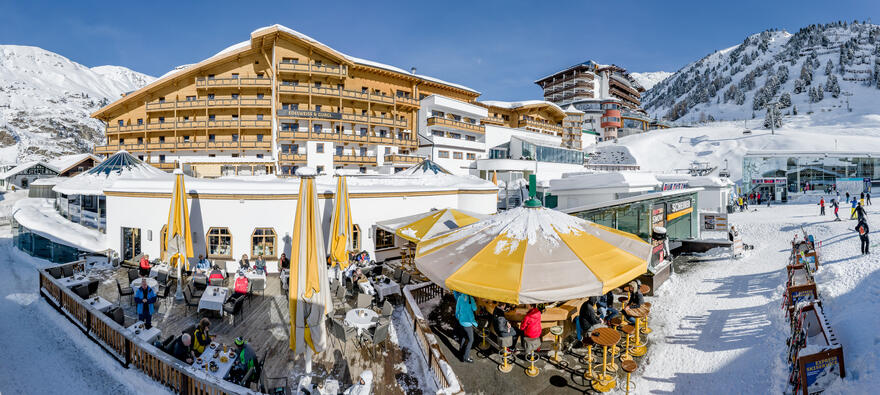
xmin=751 ymin=177 xmax=787 ymax=185
xmin=662 ymin=182 xmax=688 ymax=191
xmin=650 ymin=205 xmax=666 ymax=264
xmin=804 ymin=356 xmax=841 ymax=390
xmin=667 ymin=199 xmax=694 ymax=221
xmin=278 ymin=109 xmax=343 ymax=120
xmin=700 ymin=212 xmax=728 ymax=231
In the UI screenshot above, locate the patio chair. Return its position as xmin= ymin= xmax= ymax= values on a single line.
xmin=157 ymin=271 xmax=169 ymax=287
xmin=47 ymin=266 xmax=63 ymax=279
xmin=357 ymin=293 xmax=373 ymax=309
xmin=224 ymin=296 xmax=245 ymax=326
xmin=380 ymin=300 xmax=393 ymax=318
xmin=364 ymin=323 xmax=391 ymax=358
xmin=105 ymin=306 xmax=126 ymax=326
xmin=250 ymin=277 xmax=266 ymax=297
xmin=392 ymin=267 xmax=403 ymax=282
xmin=183 ymin=286 xmax=200 ymax=314
xmin=116 ymin=279 xmax=134 ymax=305
xmin=400 ymin=272 xmax=411 ymax=286
xmin=62 ymin=265 xmax=75 ymax=278
xmin=127 ymin=268 xmax=139 ymax=283
xmin=329 ymin=317 xmax=356 ymax=354
xmin=156 ymin=283 xmax=172 ymax=313
xmin=74 ymin=284 xmax=90 ymax=300
xmin=209 ymin=277 xmax=225 ymax=287
xmin=87 ymin=279 xmax=100 ymax=296
xmin=187 ymin=282 xmax=204 ymax=298
xmin=193 ymin=274 xmax=208 ymax=291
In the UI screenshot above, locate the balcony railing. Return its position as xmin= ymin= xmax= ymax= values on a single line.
xmin=278 ymin=153 xmax=307 ymax=162
xmin=278 ymin=84 xmax=417 ymax=108
xmin=195 ymin=77 xmax=272 ymax=88
xmin=333 ymin=154 xmax=377 ymax=165
xmin=426 ymin=116 xmax=485 ymax=134
xmin=277 ymin=62 xmax=347 ymax=78
xmin=384 ymin=154 xmax=423 ymax=164
xmin=277 ymin=109 xmax=408 ymax=128
xmin=106 ymin=124 xmax=146 ymax=133
xmin=238 ymin=140 xmax=271 ymax=149
xmin=277 ymin=129 xmax=409 ymax=146
xmin=518 ymin=118 xmax=564 ymax=133
xmin=147 ymin=98 xmax=270 ymax=111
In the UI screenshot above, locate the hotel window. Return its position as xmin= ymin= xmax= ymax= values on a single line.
xmin=118 ymin=120 xmax=124 ymax=126
xmin=384 ymin=147 xmax=391 ymax=155
xmin=316 ymin=143 xmax=324 ymax=153
xmin=375 ymin=228 xmax=394 ymax=249
xmin=208 ymin=74 xmax=215 ymax=80
xmin=351 ymin=225 xmax=361 ymax=251
xmin=438 ymin=150 xmax=449 ymax=158
xmin=209 ymin=114 xmax=216 ymax=121
xmin=231 ymin=73 xmax=239 ymax=79
xmin=359 ymin=147 xmax=367 ymax=156
xmin=313 ymin=124 xmax=322 ymax=133
xmin=257 ymin=93 xmax=264 ymax=99
xmin=232 ymin=154 xmax=239 ymax=157
xmin=208 ymin=94 xmax=215 ymax=100
xmin=336 ymin=146 xmax=343 ymax=156
xmin=361 ymin=87 xmax=368 ymax=94
xmin=314 ymin=60 xmax=322 ymax=66
xmin=315 ymin=105 xmax=322 ymax=112
xmin=431 ymin=111 xmax=444 ymax=118
xmin=316 ymin=165 xmax=324 ymax=173
xmin=207 ymin=228 xmax=232 ymax=258
xmin=231 ymin=114 xmax=239 ymax=120
xmin=158 ymin=97 xmax=165 ymax=103
xmin=466 ymin=153 xmax=476 ymax=160
xmin=183 ymin=116 xmax=189 ymax=121
xmin=453 ymin=152 xmax=463 ymax=160
xmin=208 ymin=154 xmax=215 ymax=158
xmin=137 ymin=118 xmax=143 ymax=125
xmin=137 ymin=137 xmax=143 ymax=144
xmin=291 ymin=144 xmax=299 ymax=152
xmin=361 ymin=110 xmax=367 ymax=115
xmin=158 ymin=117 xmax=165 ymax=124
xmin=209 ymin=134 xmax=215 ymax=142
xmin=183 ymin=136 xmax=190 ymax=142
xmin=232 ymin=135 xmax=239 ymax=142
xmin=282 ymin=57 xmax=298 ymax=64
xmin=251 ymin=228 xmax=276 ymax=258
xmin=138 ymin=155 xmax=144 ymax=160
xmin=159 ymin=136 xmax=165 ymax=143
xmin=257 ymin=135 xmax=263 ymax=142
xmin=449 ymin=133 xmax=461 ymax=139
xmin=359 ymin=167 xmax=366 ymax=174
xmin=466 ymin=135 xmax=476 ymax=141
xmin=337 ymin=84 xmax=344 ymax=90
xmin=293 ymin=122 xmax=300 ymax=131
xmin=256 ymin=114 xmax=264 ymax=120
xmin=158 ymin=155 xmax=166 ymax=163
xmin=360 ymin=128 xmax=368 ymax=136
xmin=314 ymin=82 xmax=321 ymax=88
xmin=231 ymin=93 xmax=239 ymax=99
xmin=432 ymin=131 xmax=444 ymax=137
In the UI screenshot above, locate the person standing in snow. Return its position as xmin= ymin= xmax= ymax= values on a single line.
xmin=757 ymin=192 xmax=762 ymax=205
xmin=846 ymin=192 xmax=850 ymax=202
xmin=855 ymin=202 xmax=868 ymax=223
xmin=737 ymin=196 xmax=744 ymax=212
xmin=851 ymin=198 xmax=859 ymax=219
xmin=861 ymin=192 xmax=865 ymax=200
xmin=832 ymin=199 xmax=841 ymax=221
xmin=819 ymin=198 xmax=825 ymax=216
xmin=856 ymin=220 xmax=870 ymax=255
xmin=453 ymin=291 xmax=477 ymax=363
xmin=868 ymin=192 xmax=872 ymax=205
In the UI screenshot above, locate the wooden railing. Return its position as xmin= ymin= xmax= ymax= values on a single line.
xmin=38 ymin=263 xmax=259 ymax=394
xmin=426 ymin=117 xmax=485 ymax=134
xmin=402 ymin=282 xmax=462 ymax=394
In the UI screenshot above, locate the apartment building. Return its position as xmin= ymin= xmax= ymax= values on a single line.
xmin=90 ymin=24 xmax=479 ymax=177
xmin=416 ymin=95 xmax=488 ymax=174
xmin=535 ymin=61 xmax=649 ymax=142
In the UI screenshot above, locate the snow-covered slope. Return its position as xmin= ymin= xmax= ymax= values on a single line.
xmin=644 ymin=21 xmax=880 ymax=123
xmin=0 ymin=45 xmax=153 ymax=163
xmin=630 ymin=71 xmax=672 ymax=90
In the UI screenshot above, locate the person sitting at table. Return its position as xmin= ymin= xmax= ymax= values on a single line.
xmin=279 ymin=253 xmax=290 ymax=289
xmin=192 ymin=318 xmax=214 ymax=355
xmin=343 ymin=370 xmax=373 ymax=395
xmin=230 ymin=337 xmax=257 ymax=384
xmin=492 ymin=304 xmax=515 ymax=347
xmin=519 ymin=304 xmax=543 ymax=356
xmin=238 ymin=254 xmax=250 ymax=271
xmin=253 ymin=254 xmax=266 ymax=273
xmin=596 ymin=291 xmax=619 ymax=322
xmin=623 ymin=281 xmax=645 ymax=324
xmin=171 ymin=334 xmax=194 ymax=364
xmin=138 ymin=254 xmax=152 ymax=277
xmin=195 ymin=254 xmax=211 ymax=272
xmin=134 ymin=278 xmax=157 ymax=329
xmin=578 ymin=297 xmax=603 ymax=342
xmin=234 ymin=272 xmax=250 ymax=296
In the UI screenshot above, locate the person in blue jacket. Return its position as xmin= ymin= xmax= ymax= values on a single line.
xmin=134 ymin=280 xmax=157 ymax=329
xmin=453 ymin=291 xmax=477 ymax=363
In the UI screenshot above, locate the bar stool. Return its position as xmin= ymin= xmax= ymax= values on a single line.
xmin=477 ymin=320 xmax=491 ymax=351
xmin=641 ymin=302 xmax=653 ymax=334
xmin=609 ymin=317 xmax=624 ymax=356
xmin=524 ymin=337 xmax=541 ymax=377
xmin=497 ymin=336 xmax=514 ymax=373
xmin=549 ymin=325 xmax=564 ymax=363
xmin=622 ymin=359 xmax=638 ymax=395
xmin=590 ymin=328 xmax=620 ymax=393
xmin=619 ymin=324 xmax=635 ymax=363
xmin=627 ymin=308 xmax=648 ymax=357
xmin=581 ymin=335 xmax=597 ymax=380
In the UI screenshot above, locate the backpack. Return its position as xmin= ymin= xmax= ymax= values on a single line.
xmin=859 ymin=225 xmax=867 ymax=235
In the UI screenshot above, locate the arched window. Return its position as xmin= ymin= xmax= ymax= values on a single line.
xmin=207 ymin=227 xmax=232 ymax=258
xmin=251 ymin=228 xmax=277 ymax=258
xmin=351 ymin=224 xmax=361 ymax=252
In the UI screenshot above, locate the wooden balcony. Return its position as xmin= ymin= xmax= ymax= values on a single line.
xmin=195 ymin=77 xmax=272 ymax=88
xmin=278 ymin=153 xmax=307 ymax=163
xmin=239 ymin=119 xmax=271 ymax=128
xmin=145 ymin=122 xmax=175 ymax=131
xmin=277 ymin=109 xmax=408 ymax=128
xmin=333 ymin=154 xmax=377 ymax=166
xmin=277 ymin=84 xmax=415 ymax=108
xmin=277 ymin=129 xmax=403 ymax=146
xmin=518 ymin=118 xmax=564 ymax=134
xmin=277 ymin=62 xmax=347 ymax=78
xmin=426 ymin=117 xmax=486 ymax=134
xmin=384 ymin=154 xmax=423 ymax=164
xmin=147 ymin=98 xmax=270 ymax=112
xmin=239 ymin=140 xmax=271 ymax=149
xmin=206 ymin=120 xmax=240 ymax=129
xmin=106 ymin=124 xmax=146 ymax=133
xmin=176 ymin=121 xmax=207 ymax=130
xmin=146 ymin=142 xmax=177 ymax=150
xmin=153 ymin=162 xmax=177 ymax=170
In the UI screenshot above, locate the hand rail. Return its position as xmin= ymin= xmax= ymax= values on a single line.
xmin=402 ymin=282 xmax=463 ymax=394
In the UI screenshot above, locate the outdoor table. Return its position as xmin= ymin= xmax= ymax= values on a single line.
xmin=130 ymin=277 xmax=158 ymax=293
xmin=198 ymin=286 xmax=229 ymax=314
xmin=370 ymin=275 xmax=401 ymax=301
xmin=86 ymin=296 xmax=113 ymax=313
xmin=590 ymin=327 xmax=621 ymax=393
xmin=127 ymin=321 xmax=161 ymax=344
xmin=345 ymin=308 xmax=378 ymax=335
xmin=624 ymin=306 xmax=650 ymax=356
xmin=193 ymin=343 xmax=236 ymax=380
xmin=59 ymin=275 xmax=92 ymax=289
xmin=148 ymin=263 xmax=171 ymax=279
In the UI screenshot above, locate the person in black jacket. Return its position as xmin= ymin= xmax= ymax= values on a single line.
xmin=578 ymin=297 xmax=602 ymax=341
xmin=856 ymin=220 xmax=870 ymax=255
xmin=855 ymin=202 xmax=868 ymax=223
xmin=171 ymin=334 xmax=194 ymax=364
xmin=624 ymin=281 xmax=645 ymax=324
xmin=492 ymin=305 xmax=515 ymax=338
xmin=596 ymin=291 xmax=619 ymax=321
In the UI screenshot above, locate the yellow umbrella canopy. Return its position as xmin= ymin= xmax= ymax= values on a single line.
xmin=415 ymin=206 xmax=651 ymax=305
xmin=289 ymin=170 xmax=332 ymax=354
xmin=381 ymin=208 xmax=486 ymax=244
xmin=164 ymin=169 xmax=193 ymax=270
xmin=329 ymin=176 xmax=353 ymax=269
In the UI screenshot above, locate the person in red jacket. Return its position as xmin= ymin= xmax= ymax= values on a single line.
xmin=138 ymin=254 xmax=152 ymax=277
xmin=518 ymin=304 xmax=543 ymax=354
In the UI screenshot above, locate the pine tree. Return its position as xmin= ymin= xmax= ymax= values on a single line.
xmin=794 ymin=78 xmax=806 ymax=94
xmin=764 ymin=105 xmax=783 ymax=129
xmin=779 ymin=92 xmax=792 ymax=108
xmin=792 ymin=104 xmax=798 ymax=115
xmin=825 ymin=60 xmax=833 ymax=75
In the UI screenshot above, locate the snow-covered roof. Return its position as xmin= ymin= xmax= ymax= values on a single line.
xmin=480 ymin=100 xmax=565 ymax=114
xmin=0 ymin=161 xmax=58 ymax=179
xmin=397 ymin=159 xmax=452 ymax=176
xmin=550 ymin=172 xmax=661 ymax=192
xmin=654 ymin=174 xmax=735 ymax=188
xmin=52 ymin=151 xmax=167 ymax=196
xmin=30 ymin=177 xmax=68 ymax=186
xmin=47 ymin=153 xmax=100 ymax=174
xmin=12 ymin=198 xmax=105 ymax=252
xmin=563 ymin=104 xmax=585 ymax=114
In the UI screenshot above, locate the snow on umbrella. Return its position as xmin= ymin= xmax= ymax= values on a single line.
xmin=164 ymin=169 xmax=194 ymax=272
xmin=289 ymin=168 xmax=332 ymax=362
xmin=381 ymin=208 xmax=487 ymax=244
xmin=329 ymin=175 xmax=353 ymax=270
xmin=415 ymin=206 xmax=651 ymax=305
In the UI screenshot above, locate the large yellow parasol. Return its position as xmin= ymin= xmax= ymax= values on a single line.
xmin=377 ymin=208 xmax=486 ymax=244
xmin=165 ymin=169 xmax=193 ymax=300
xmin=328 ymin=175 xmax=353 ymax=269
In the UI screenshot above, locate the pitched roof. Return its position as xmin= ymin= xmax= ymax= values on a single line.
xmin=47 ymin=153 xmax=101 ymax=174
xmin=0 ymin=161 xmax=58 ymax=179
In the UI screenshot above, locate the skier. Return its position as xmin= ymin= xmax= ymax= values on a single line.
xmin=738 ymin=196 xmax=744 ymax=212
xmin=855 ymin=219 xmax=870 ymax=255
xmin=831 ymin=199 xmax=841 ymax=221
xmin=868 ymin=192 xmax=873 ymax=205
xmin=819 ymin=198 xmax=825 ymax=216
xmin=855 ymin=201 xmax=868 ymax=223
xmin=757 ymin=192 xmax=762 ymax=205
xmin=846 ymin=192 xmax=850 ymax=202
xmin=851 ymin=198 xmax=859 ymax=219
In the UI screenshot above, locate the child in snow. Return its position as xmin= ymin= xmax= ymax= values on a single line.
xmin=819 ymin=198 xmax=825 ymax=216
xmin=831 ymin=199 xmax=841 ymax=221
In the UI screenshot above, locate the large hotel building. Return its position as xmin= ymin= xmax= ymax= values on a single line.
xmin=535 ymin=61 xmax=662 ymax=142
xmin=91 ymin=25 xmax=479 ymax=177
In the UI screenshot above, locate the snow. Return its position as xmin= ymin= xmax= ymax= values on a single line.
xmin=550 ymin=171 xmax=661 ymax=191
xmin=479 ymin=100 xmax=565 ymax=114
xmin=0 ymin=222 xmax=169 ymax=394
xmin=633 ymin=194 xmax=880 ymax=394
xmin=0 ymin=160 xmax=57 ymax=179
xmin=630 ymin=71 xmax=673 ymax=90
xmin=53 ymin=158 xmax=166 ymax=196
xmin=585 ymin=145 xmax=638 ymax=165
xmin=12 ymin=198 xmax=106 ymax=252
xmin=294 ymin=167 xmax=317 ymax=177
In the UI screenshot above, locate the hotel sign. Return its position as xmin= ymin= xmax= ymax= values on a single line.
xmin=278 ymin=109 xmax=342 ymax=120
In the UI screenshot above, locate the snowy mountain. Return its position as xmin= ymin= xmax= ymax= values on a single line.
xmin=630 ymin=71 xmax=672 ymax=90
xmin=643 ymin=21 xmax=880 ymax=123
xmin=0 ymin=45 xmax=154 ymax=163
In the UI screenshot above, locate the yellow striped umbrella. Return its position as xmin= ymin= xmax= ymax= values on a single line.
xmin=415 ymin=206 xmax=651 ymax=305
xmin=378 ymin=208 xmax=486 ymax=244
xmin=329 ymin=176 xmax=353 ymax=269
xmin=165 ymin=169 xmax=193 ymax=272
xmin=289 ymin=169 xmax=332 ymax=356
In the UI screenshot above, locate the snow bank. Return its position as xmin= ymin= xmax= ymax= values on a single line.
xmin=551 ymin=171 xmax=661 ymax=192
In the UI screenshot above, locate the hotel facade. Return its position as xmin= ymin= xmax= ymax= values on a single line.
xmin=91 ymin=25 xmax=479 ymax=177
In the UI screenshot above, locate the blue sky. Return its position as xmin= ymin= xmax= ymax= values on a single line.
xmin=2 ymin=0 xmax=878 ymax=100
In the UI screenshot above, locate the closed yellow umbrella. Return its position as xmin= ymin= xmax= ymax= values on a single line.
xmin=289 ymin=168 xmax=332 ymax=366
xmin=165 ymin=169 xmax=193 ymax=300
xmin=329 ymin=175 xmax=353 ymax=269
xmin=492 ymin=170 xmax=497 ymax=185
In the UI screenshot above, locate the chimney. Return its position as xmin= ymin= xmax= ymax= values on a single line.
xmin=411 ymin=67 xmax=417 ymax=75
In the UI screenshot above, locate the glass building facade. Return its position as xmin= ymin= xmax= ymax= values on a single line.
xmin=567 ymin=191 xmax=699 ymax=242
xmin=13 ymin=218 xmax=82 ymax=263
xmin=743 ymin=152 xmax=880 ymax=193
xmin=519 ymin=139 xmax=584 ymax=165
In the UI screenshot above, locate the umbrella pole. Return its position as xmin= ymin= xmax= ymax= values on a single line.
xmin=174 ymin=256 xmax=184 ymax=301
